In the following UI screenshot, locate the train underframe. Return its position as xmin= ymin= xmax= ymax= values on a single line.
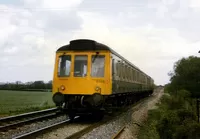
xmin=54 ymin=90 xmax=153 ymax=120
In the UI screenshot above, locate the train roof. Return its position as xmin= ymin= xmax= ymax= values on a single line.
xmin=57 ymin=39 xmax=153 ymax=79
xmin=57 ymin=39 xmax=110 ymax=51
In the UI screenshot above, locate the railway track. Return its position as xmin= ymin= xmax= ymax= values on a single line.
xmin=13 ymin=117 xmax=79 ymax=139
xmin=36 ymin=98 xmax=149 ymax=139
xmin=9 ymin=112 xmax=126 ymax=139
xmin=0 ymin=108 xmax=59 ymax=131
xmin=0 ymin=107 xmax=65 ymax=139
xmin=13 ymin=115 xmax=112 ymax=139
xmin=0 ymin=108 xmax=59 ymax=123
xmin=0 ymin=107 xmax=109 ymax=139
xmin=0 ymin=107 xmax=102 ymax=139
xmin=66 ymin=118 xmax=110 ymax=139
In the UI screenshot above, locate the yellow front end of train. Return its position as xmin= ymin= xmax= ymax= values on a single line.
xmin=53 ymin=41 xmax=112 ymax=111
xmin=53 ymin=51 xmax=111 ymax=95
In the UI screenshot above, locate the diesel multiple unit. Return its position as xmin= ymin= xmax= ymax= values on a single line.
xmin=52 ymin=39 xmax=154 ymax=119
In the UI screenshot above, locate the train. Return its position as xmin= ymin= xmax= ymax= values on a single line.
xmin=52 ymin=39 xmax=154 ymax=120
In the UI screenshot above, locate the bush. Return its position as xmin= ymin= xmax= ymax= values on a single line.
xmin=156 ymin=110 xmax=179 ymax=139
xmin=174 ymin=122 xmax=200 ymax=139
xmin=138 ymin=89 xmax=200 ymax=139
xmin=156 ymin=109 xmax=199 ymax=139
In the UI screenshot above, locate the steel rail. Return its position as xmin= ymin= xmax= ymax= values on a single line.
xmin=12 ymin=117 xmax=80 ymax=139
xmin=0 ymin=113 xmax=60 ymax=132
xmin=66 ymin=121 xmax=104 ymax=139
xmin=111 ymin=126 xmax=125 ymax=139
xmin=0 ymin=107 xmax=58 ymax=123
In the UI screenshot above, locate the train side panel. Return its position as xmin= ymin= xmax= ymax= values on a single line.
xmin=111 ymin=53 xmax=153 ymax=94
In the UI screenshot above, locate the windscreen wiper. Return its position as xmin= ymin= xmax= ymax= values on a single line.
xmin=92 ymin=52 xmax=99 ymax=63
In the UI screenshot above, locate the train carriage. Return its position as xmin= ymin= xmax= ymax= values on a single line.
xmin=52 ymin=39 xmax=154 ymax=119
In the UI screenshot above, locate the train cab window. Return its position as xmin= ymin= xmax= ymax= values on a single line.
xmin=91 ymin=55 xmax=105 ymax=77
xmin=74 ymin=55 xmax=88 ymax=77
xmin=58 ymin=55 xmax=71 ymax=77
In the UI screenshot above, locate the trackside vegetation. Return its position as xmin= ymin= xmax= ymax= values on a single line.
xmin=138 ymin=56 xmax=200 ymax=139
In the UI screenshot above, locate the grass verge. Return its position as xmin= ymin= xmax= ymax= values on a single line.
xmin=0 ymin=90 xmax=55 ymax=116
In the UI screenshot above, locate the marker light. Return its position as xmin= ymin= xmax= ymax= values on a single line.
xmin=60 ymin=85 xmax=65 ymax=91
xmin=95 ymin=86 xmax=100 ymax=91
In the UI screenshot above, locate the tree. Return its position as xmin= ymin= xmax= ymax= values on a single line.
xmin=169 ymin=56 xmax=200 ymax=98
xmin=33 ymin=81 xmax=45 ymax=89
xmin=46 ymin=80 xmax=52 ymax=89
xmin=0 ymin=80 xmax=52 ymax=91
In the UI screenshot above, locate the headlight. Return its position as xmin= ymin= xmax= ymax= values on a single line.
xmin=95 ymin=86 xmax=101 ymax=91
xmin=60 ymin=85 xmax=65 ymax=91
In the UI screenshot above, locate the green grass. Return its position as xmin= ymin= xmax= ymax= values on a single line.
xmin=0 ymin=90 xmax=55 ymax=116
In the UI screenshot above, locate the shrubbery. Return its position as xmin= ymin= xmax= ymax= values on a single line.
xmin=138 ymin=90 xmax=200 ymax=139
xmin=139 ymin=56 xmax=200 ymax=138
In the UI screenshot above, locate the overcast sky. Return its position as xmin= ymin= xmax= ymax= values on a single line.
xmin=0 ymin=0 xmax=200 ymax=85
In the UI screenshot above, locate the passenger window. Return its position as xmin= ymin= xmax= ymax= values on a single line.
xmin=126 ymin=66 xmax=129 ymax=80
xmin=124 ymin=64 xmax=128 ymax=80
xmin=133 ymin=70 xmax=135 ymax=81
xmin=74 ymin=55 xmax=88 ymax=77
xmin=116 ymin=62 xmax=120 ymax=77
xmin=130 ymin=68 xmax=133 ymax=81
xmin=135 ymin=70 xmax=137 ymax=81
xmin=120 ymin=62 xmax=123 ymax=79
xmin=129 ymin=67 xmax=132 ymax=81
xmin=112 ymin=59 xmax=115 ymax=76
xmin=137 ymin=71 xmax=139 ymax=81
xmin=117 ymin=62 xmax=122 ymax=78
xmin=91 ymin=55 xmax=105 ymax=77
xmin=123 ymin=63 xmax=126 ymax=79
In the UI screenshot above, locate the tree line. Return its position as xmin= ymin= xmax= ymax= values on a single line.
xmin=0 ymin=80 xmax=52 ymax=92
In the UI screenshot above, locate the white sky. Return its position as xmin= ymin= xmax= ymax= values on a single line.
xmin=0 ymin=0 xmax=200 ymax=85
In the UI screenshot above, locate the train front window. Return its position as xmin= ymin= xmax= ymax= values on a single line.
xmin=74 ymin=55 xmax=88 ymax=77
xmin=91 ymin=55 xmax=105 ymax=77
xmin=58 ymin=55 xmax=71 ymax=77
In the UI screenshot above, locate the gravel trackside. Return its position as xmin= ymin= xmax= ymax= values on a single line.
xmin=79 ymin=87 xmax=163 ymax=139
xmin=117 ymin=87 xmax=164 ymax=139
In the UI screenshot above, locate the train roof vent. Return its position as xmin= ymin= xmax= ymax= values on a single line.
xmin=69 ymin=39 xmax=96 ymax=50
